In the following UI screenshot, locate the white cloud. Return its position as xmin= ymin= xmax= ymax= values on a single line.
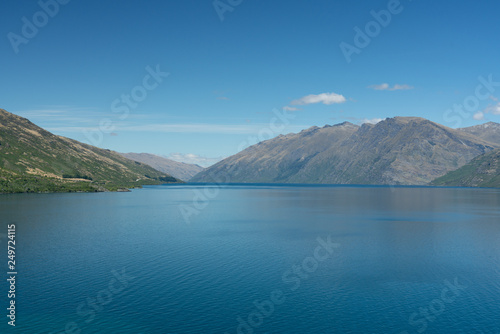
xmin=477 ymin=102 xmax=500 ymax=120
xmin=368 ymin=83 xmax=414 ymax=91
xmin=473 ymin=111 xmax=485 ymax=120
xmin=343 ymin=116 xmax=385 ymax=125
xmin=291 ymin=92 xmax=346 ymax=106
xmin=485 ymin=103 xmax=500 ymax=115
xmin=361 ymin=118 xmax=384 ymax=124
xmin=283 ymin=106 xmax=300 ymax=111
xmin=166 ymin=153 xmax=224 ymax=167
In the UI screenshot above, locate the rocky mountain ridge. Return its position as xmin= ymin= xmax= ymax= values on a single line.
xmin=191 ymin=117 xmax=500 ymax=185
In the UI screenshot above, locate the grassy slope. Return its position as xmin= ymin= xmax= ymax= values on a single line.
xmin=0 ymin=109 xmax=180 ymax=193
xmin=431 ymin=148 xmax=500 ymax=187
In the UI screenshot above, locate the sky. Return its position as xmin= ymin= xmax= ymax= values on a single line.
xmin=1 ymin=0 xmax=500 ymax=167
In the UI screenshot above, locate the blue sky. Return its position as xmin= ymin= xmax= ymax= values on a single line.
xmin=1 ymin=0 xmax=500 ymax=166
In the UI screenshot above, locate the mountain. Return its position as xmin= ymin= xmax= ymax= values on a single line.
xmin=431 ymin=148 xmax=500 ymax=188
xmin=119 ymin=152 xmax=204 ymax=181
xmin=458 ymin=122 xmax=500 ymax=144
xmin=192 ymin=121 xmax=359 ymax=183
xmin=0 ymin=109 xmax=180 ymax=193
xmin=191 ymin=117 xmax=499 ymax=185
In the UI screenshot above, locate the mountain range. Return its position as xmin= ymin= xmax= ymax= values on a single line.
xmin=191 ymin=117 xmax=500 ymax=186
xmin=3 ymin=107 xmax=500 ymax=192
xmin=0 ymin=109 xmax=180 ymax=193
xmin=119 ymin=152 xmax=204 ymax=181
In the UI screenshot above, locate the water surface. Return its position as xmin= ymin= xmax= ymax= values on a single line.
xmin=1 ymin=184 xmax=499 ymax=333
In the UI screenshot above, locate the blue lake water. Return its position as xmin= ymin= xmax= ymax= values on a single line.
xmin=1 ymin=184 xmax=500 ymax=333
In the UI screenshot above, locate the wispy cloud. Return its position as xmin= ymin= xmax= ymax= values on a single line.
xmin=47 ymin=123 xmax=309 ymax=135
xmin=15 ymin=107 xmax=97 ymax=118
xmin=46 ymin=126 xmax=100 ymax=132
xmin=166 ymin=153 xmax=223 ymax=167
xmin=473 ymin=111 xmax=485 ymax=120
xmin=119 ymin=123 xmax=272 ymax=134
xmin=14 ymin=107 xmax=105 ymax=125
xmin=283 ymin=106 xmax=300 ymax=111
xmin=290 ymin=92 xmax=347 ymax=106
xmin=15 ymin=107 xmax=153 ymax=121
xmin=17 ymin=109 xmax=67 ymax=117
xmin=368 ymin=83 xmax=414 ymax=91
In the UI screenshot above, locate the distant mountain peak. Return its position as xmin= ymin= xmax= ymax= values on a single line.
xmin=460 ymin=121 xmax=500 ymax=129
xmin=458 ymin=121 xmax=500 ymax=145
xmin=118 ymin=152 xmax=204 ymax=181
xmin=480 ymin=121 xmax=500 ymax=128
xmin=390 ymin=116 xmax=428 ymax=123
xmin=334 ymin=121 xmax=358 ymax=127
xmin=299 ymin=126 xmax=320 ymax=135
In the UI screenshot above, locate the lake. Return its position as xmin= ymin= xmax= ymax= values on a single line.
xmin=1 ymin=184 xmax=500 ymax=333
